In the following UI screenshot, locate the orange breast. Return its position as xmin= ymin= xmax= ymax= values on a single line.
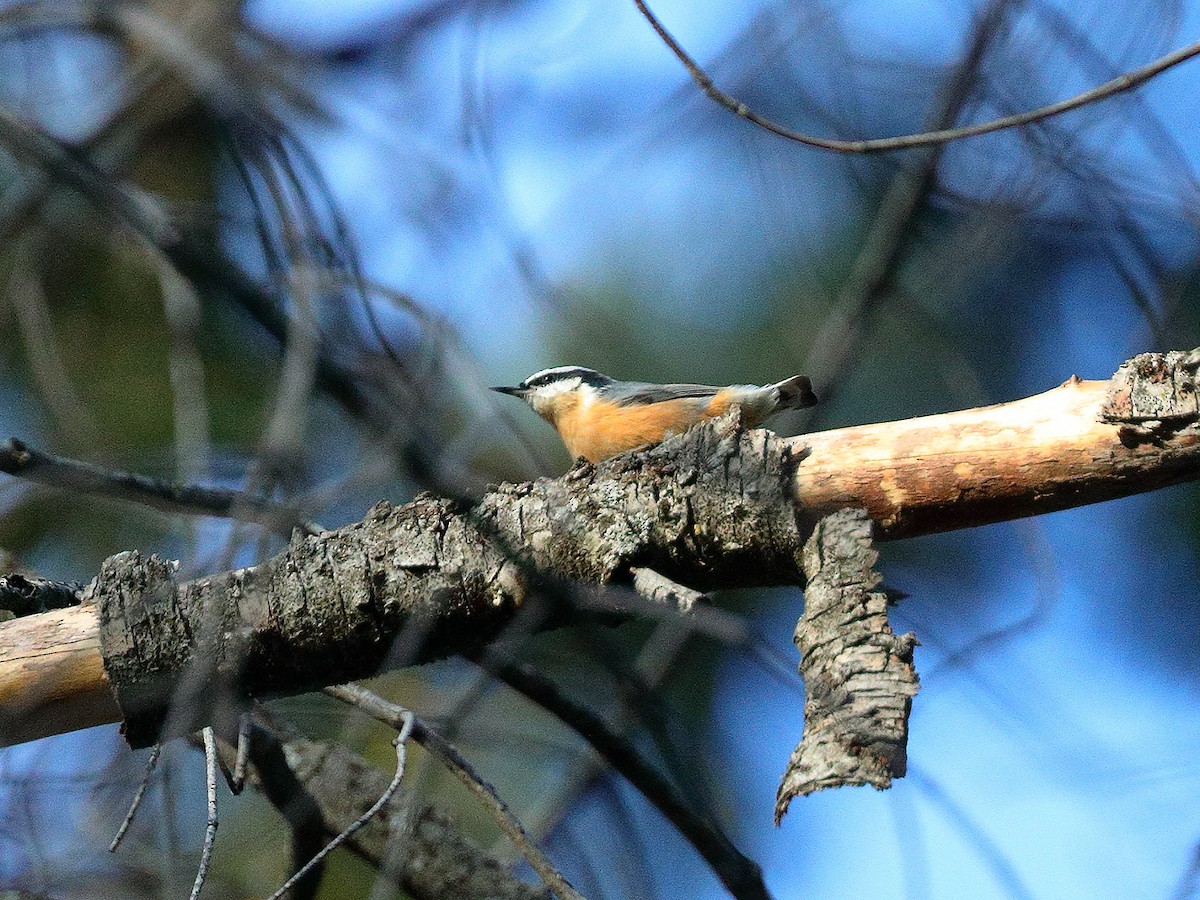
xmin=554 ymin=395 xmax=731 ymax=462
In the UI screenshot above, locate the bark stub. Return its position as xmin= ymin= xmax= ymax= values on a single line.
xmin=1102 ymin=350 xmax=1200 ymax=426
xmin=776 ymin=508 xmax=918 ymax=821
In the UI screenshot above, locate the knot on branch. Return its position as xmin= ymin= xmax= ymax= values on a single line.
xmin=1102 ymin=351 xmax=1200 ymax=433
xmin=775 ymin=509 xmax=918 ymax=822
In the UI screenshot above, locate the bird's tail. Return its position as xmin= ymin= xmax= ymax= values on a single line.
xmin=772 ymin=375 xmax=818 ymax=410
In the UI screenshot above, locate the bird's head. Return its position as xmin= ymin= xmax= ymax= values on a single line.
xmin=491 ymin=366 xmax=614 ymax=420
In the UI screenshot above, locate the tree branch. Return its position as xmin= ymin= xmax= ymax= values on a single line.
xmin=633 ymin=0 xmax=1200 ymax=153
xmin=794 ymin=357 xmax=1200 ymax=536
xmin=237 ymin=710 xmax=552 ymax=900
xmin=0 ymin=572 xmax=83 ymax=620
xmin=2 ymin=352 xmax=1198 ymax=748
xmin=0 ymin=438 xmax=319 ymax=537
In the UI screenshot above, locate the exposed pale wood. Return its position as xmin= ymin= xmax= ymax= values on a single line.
xmin=790 ymin=378 xmax=1200 ymax=538
xmin=0 ymin=602 xmax=119 ymax=744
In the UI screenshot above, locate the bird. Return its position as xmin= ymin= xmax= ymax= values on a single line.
xmin=492 ymin=366 xmax=818 ymax=462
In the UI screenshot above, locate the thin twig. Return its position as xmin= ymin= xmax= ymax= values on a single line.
xmin=108 ymin=743 xmax=162 ymax=853
xmin=325 ymin=683 xmax=585 ymax=900
xmin=214 ymin=714 xmax=256 ymax=797
xmin=190 ymin=728 xmax=220 ymax=900
xmin=0 ymin=437 xmax=320 ymax=537
xmin=633 ymin=0 xmax=1200 ymax=153
xmin=486 ymin=658 xmax=770 ymax=900
xmin=232 ymin=713 xmax=252 ymax=795
xmin=796 ymin=0 xmax=1018 ymax=420
xmin=265 ymin=712 xmax=415 ymax=900
xmin=629 ymin=567 xmax=707 ymax=613
xmin=5 ymin=238 xmax=100 ymax=448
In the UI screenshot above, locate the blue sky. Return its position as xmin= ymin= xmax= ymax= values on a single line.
xmin=5 ymin=0 xmax=1200 ymax=897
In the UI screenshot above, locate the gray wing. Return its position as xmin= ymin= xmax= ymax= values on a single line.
xmin=605 ymin=382 xmax=723 ymax=407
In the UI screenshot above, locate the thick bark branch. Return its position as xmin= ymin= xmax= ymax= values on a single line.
xmin=2 ymin=353 xmax=1198 ymax=747
xmin=93 ymin=421 xmax=801 ymax=747
xmin=0 ymin=572 xmax=83 ymax=619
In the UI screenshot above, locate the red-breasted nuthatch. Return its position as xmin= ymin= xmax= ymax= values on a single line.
xmin=492 ymin=366 xmax=818 ymax=462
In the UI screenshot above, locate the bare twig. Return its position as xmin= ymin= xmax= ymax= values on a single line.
xmin=190 ymin=727 xmax=220 ymax=900
xmin=232 ymin=713 xmax=251 ymax=795
xmin=325 ymin=683 xmax=585 ymax=900
xmin=0 ymin=437 xmax=320 ymax=537
xmin=214 ymin=713 xmax=256 ymax=796
xmin=239 ymin=707 xmax=550 ymax=900
xmin=633 ymin=0 xmax=1200 ymax=153
xmin=265 ymin=711 xmax=414 ymax=900
xmin=629 ymin=567 xmax=707 ymax=613
xmin=486 ymin=658 xmax=770 ymax=900
xmin=108 ymin=743 xmax=162 ymax=853
xmin=5 ymin=238 xmax=100 ymax=448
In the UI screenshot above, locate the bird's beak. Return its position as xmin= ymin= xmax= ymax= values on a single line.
xmin=490 ymin=385 xmax=525 ymax=397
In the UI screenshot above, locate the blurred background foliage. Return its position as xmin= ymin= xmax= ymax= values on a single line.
xmin=2 ymin=0 xmax=1200 ymax=898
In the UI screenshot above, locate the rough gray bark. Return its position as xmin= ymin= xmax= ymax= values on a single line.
xmin=775 ymin=509 xmax=918 ymax=821
xmin=95 ymin=414 xmax=810 ymax=747
xmin=1102 ymin=350 xmax=1200 ymax=428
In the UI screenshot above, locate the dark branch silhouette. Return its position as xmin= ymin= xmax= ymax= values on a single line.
xmin=634 ymin=0 xmax=1200 ymax=153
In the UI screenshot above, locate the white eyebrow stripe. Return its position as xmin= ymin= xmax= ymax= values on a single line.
xmin=526 ymin=366 xmax=588 ymax=381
